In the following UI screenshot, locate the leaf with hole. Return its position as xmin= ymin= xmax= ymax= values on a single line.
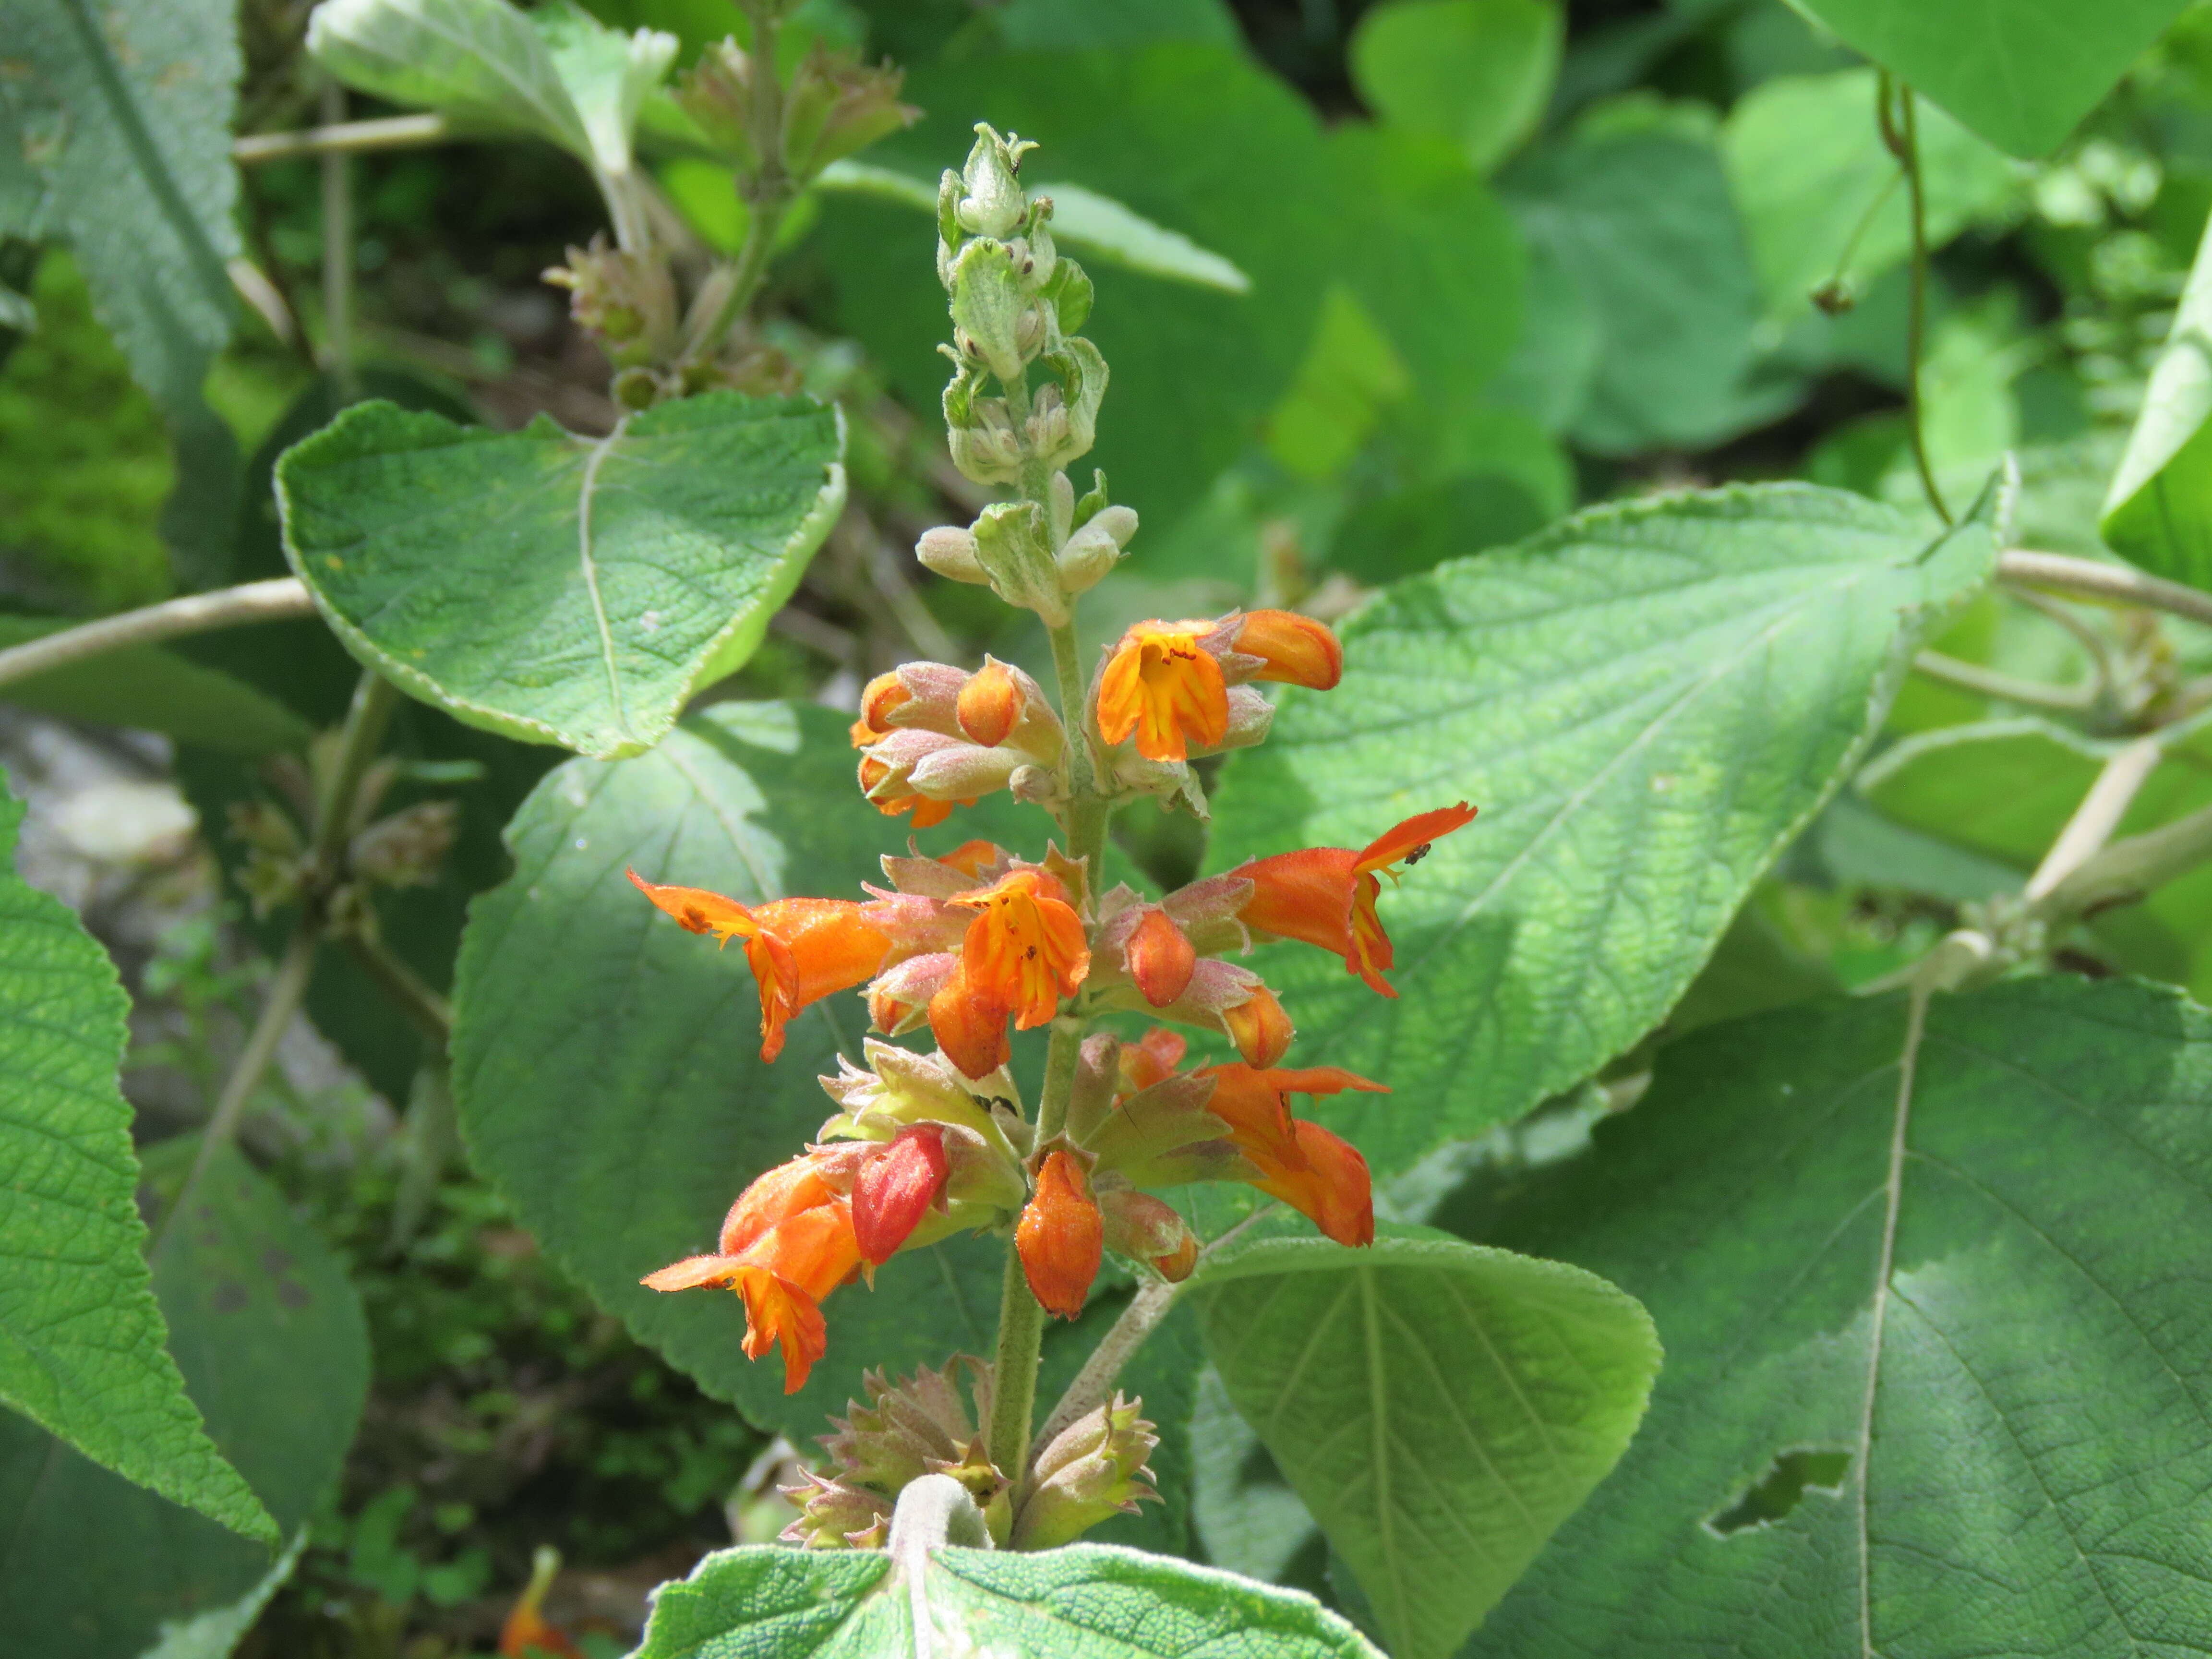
xmin=1206 ymin=481 xmax=1997 ymax=1178
xmin=1189 ymin=1229 xmax=1659 ymax=1659
xmin=1469 ymin=976 xmax=2212 ymax=1657
xmin=0 ymin=1138 xmax=367 ymax=1658
xmin=277 ymin=393 xmax=845 ymax=760
xmin=1791 ymin=0 xmax=2195 ymax=159
xmin=0 ymin=787 xmax=272 ymax=1547
xmin=631 ymin=1539 xmax=1380 ymax=1658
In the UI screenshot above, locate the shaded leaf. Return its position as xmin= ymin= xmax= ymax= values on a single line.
xmin=0 ymin=1139 xmax=367 ymax=1658
xmin=1349 ymin=0 xmax=1562 ymax=174
xmin=0 ymin=787 xmax=270 ymax=1545
xmin=1190 ymin=1230 xmax=1659 ymax=1659
xmin=278 ymin=394 xmax=845 ymax=760
xmin=2103 ymin=214 xmax=2212 ymax=592
xmin=1207 ymin=482 xmax=1998 ymax=1177
xmin=0 ymin=617 xmax=309 ymax=757
xmin=1470 ymin=977 xmax=2212 ymax=1657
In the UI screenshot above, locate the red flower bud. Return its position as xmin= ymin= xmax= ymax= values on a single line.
xmin=1124 ymin=907 xmax=1197 ymax=1008
xmin=852 ymin=1125 xmax=950 ymax=1264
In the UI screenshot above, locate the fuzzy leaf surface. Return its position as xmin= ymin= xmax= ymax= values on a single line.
xmin=1207 ymin=482 xmax=1997 ymax=1177
xmin=631 ymin=1540 xmax=1380 ymax=1658
xmin=277 ymin=395 xmax=844 ymax=759
xmin=0 ymin=789 xmax=270 ymax=1545
xmin=0 ymin=1139 xmax=366 ymax=1657
xmin=306 ymin=0 xmax=593 ymax=157
xmin=1469 ymin=976 xmax=2212 ymax=1656
xmin=1190 ymin=1231 xmax=1658 ymax=1659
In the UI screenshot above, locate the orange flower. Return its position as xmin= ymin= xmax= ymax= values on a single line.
xmin=642 ymin=1150 xmax=866 ymax=1392
xmin=630 ymin=870 xmax=890 ymax=1061
xmin=1232 ymin=609 xmax=1342 ymax=689
xmin=1122 ymin=907 xmax=1197 ymax=1007
xmin=1095 ymin=620 xmax=1229 ymax=762
xmin=1199 ymin=1064 xmax=1385 ymax=1247
xmin=951 ymin=867 xmax=1089 ymax=1032
xmin=957 ymin=658 xmax=1024 ymax=746
xmin=1018 ymin=1151 xmax=1104 ymax=1318
xmin=1220 ymin=981 xmax=1294 ymax=1068
xmin=857 ymin=752 xmax=960 ymax=829
xmin=1118 ymin=1027 xmax=1189 ymax=1094
xmin=498 ymin=1548 xmax=583 ymax=1659
xmin=1230 ymin=802 xmax=1477 ymax=996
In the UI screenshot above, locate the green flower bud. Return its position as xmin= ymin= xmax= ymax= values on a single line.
xmin=780 ymin=1470 xmax=891 ymax=1550
xmin=941 ymin=362 xmax=1023 ymax=484
xmin=949 ymin=239 xmax=1035 ymax=383
xmin=915 ymin=525 xmax=989 ymax=584
xmin=1056 ymin=503 xmax=1137 ymax=595
xmin=954 ymin=122 xmax=1034 ymax=239
xmin=1010 ymin=1393 xmax=1160 ymax=1551
xmin=1029 ymin=338 xmax=1108 ymax=470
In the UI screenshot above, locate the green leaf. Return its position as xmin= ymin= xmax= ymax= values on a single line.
xmin=1190 ymin=1230 xmax=1658 ymax=1659
xmin=2103 ymin=215 xmax=2212 ymax=591
xmin=632 ymin=1540 xmax=1380 ymax=1658
xmin=1350 ymin=0 xmax=1563 ymax=173
xmin=1503 ymin=124 xmax=1762 ymax=455
xmin=1722 ymin=68 xmax=2021 ymax=325
xmin=1207 ymin=482 xmax=1998 ymax=1177
xmin=277 ymin=393 xmax=845 ymax=760
xmin=0 ymin=0 xmax=242 ymax=581
xmin=1791 ymin=0 xmax=2194 ymax=159
xmin=307 ymin=0 xmax=594 ymax=159
xmin=814 ymin=162 xmax=1252 ymax=293
xmin=452 ymin=702 xmax=1037 ymax=1435
xmin=0 ymin=617 xmax=310 ymax=756
xmin=530 ymin=0 xmax=676 ymax=176
xmin=0 ymin=787 xmax=272 ymax=1545
xmin=0 ymin=1139 xmax=369 ymax=1658
xmin=1469 ymin=976 xmax=2212 ymax=1656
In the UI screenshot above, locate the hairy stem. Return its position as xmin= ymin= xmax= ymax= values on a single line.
xmin=0 ymin=578 xmax=313 ymax=691
xmin=1031 ymin=1277 xmax=1175 ymax=1456
xmin=234 ymin=113 xmax=449 ymax=164
xmin=311 ymin=671 xmax=402 ymax=881
xmin=680 ymin=0 xmax=791 ymax=361
xmin=2035 ymin=798 xmax=2212 ymax=922
xmin=1883 ymin=76 xmax=1950 ymax=527
xmin=1911 ymin=650 xmax=2094 ymax=712
xmin=1999 ymin=549 xmax=2212 ymax=632
xmin=2025 ymin=736 xmax=2164 ymax=902
xmin=989 ymin=1014 xmax=1086 ymax=1492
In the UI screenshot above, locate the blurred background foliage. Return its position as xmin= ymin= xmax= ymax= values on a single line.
xmin=10 ymin=0 xmax=2212 ymax=1650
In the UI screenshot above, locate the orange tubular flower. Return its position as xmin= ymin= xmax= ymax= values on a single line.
xmin=951 ymin=867 xmax=1089 ymax=1032
xmin=1200 ymin=1064 xmax=1387 ymax=1247
xmin=1123 ymin=907 xmax=1197 ymax=1007
xmin=642 ymin=1150 xmax=866 ymax=1392
xmin=629 ymin=871 xmax=890 ymax=1061
xmin=1018 ymin=1151 xmax=1104 ymax=1318
xmin=1096 ymin=620 xmax=1230 ymax=762
xmin=1231 ymin=802 xmax=1478 ymax=996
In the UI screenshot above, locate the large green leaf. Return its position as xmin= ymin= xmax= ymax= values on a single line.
xmin=0 ymin=1140 xmax=369 ymax=1659
xmin=0 ymin=788 xmax=271 ymax=1545
xmin=1468 ymin=976 xmax=2212 ymax=1656
xmin=633 ymin=1540 xmax=1379 ymax=1658
xmin=1502 ymin=124 xmax=1762 ymax=455
xmin=307 ymin=0 xmax=594 ymax=158
xmin=452 ymin=702 xmax=1041 ymax=1435
xmin=2103 ymin=214 xmax=2212 ymax=592
xmin=1722 ymin=68 xmax=2020 ymax=325
xmin=1190 ymin=1231 xmax=1659 ymax=1659
xmin=1791 ymin=0 xmax=2194 ymax=159
xmin=0 ymin=617 xmax=310 ymax=756
xmin=1349 ymin=0 xmax=1563 ymax=174
xmin=1207 ymin=482 xmax=1998 ymax=1177
xmin=0 ymin=0 xmax=242 ymax=581
xmin=277 ymin=393 xmax=845 ymax=760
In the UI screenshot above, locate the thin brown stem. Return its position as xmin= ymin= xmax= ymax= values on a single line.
xmin=1911 ymin=650 xmax=2094 ymax=712
xmin=0 ymin=579 xmax=314 ymax=692
xmin=2024 ymin=737 xmax=2163 ymax=902
xmin=233 ymin=113 xmax=449 ymax=164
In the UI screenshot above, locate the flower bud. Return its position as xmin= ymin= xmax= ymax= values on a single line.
xmin=957 ymin=658 xmax=1023 ymax=747
xmin=907 ymin=740 xmax=1024 ymax=802
xmin=1222 ymin=982 xmax=1295 ymax=1068
xmin=942 ymin=364 xmax=1024 ymax=485
xmin=954 ymin=122 xmax=1035 ymax=239
xmin=916 ymin=525 xmax=989 ymax=585
xmin=1227 ymin=609 xmax=1342 ymax=690
xmin=816 ymin=1356 xmax=996 ymax=1499
xmin=852 ymin=1125 xmax=949 ymax=1264
xmin=972 ymin=499 xmax=1069 ymax=625
xmin=864 ymin=951 xmax=957 ymax=1036
xmin=1123 ymin=908 xmax=1196 ymax=1008
xmin=1017 ymin=1150 xmax=1103 ymax=1319
xmin=1010 ymin=1393 xmax=1160 ymax=1551
xmin=1218 ymin=685 xmax=1274 ymax=751
xmin=950 ymin=238 xmax=1036 ymax=383
xmin=779 ymin=48 xmax=916 ymax=183
xmin=851 ymin=662 xmax=965 ymax=747
xmin=1029 ymin=339 xmax=1107 ymax=470
xmin=544 ymin=234 xmax=676 ymax=367
xmin=1099 ymin=1188 xmax=1199 ymax=1282
xmin=1055 ymin=517 xmax=1122 ymax=594
xmin=673 ymin=41 xmax=764 ymax=172
xmin=780 ymin=1470 xmax=892 ymax=1551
